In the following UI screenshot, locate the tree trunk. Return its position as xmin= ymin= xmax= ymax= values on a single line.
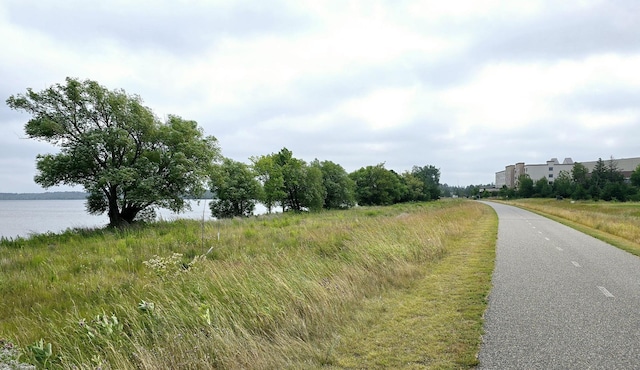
xmin=121 ymin=206 xmax=140 ymax=224
xmin=107 ymin=187 xmax=123 ymax=227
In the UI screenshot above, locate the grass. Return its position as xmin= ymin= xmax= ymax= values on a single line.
xmin=497 ymin=198 xmax=640 ymax=256
xmin=0 ymin=200 xmax=497 ymax=369
xmin=329 ymin=203 xmax=497 ymax=369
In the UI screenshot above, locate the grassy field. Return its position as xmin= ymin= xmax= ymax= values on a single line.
xmin=498 ymin=198 xmax=640 ymax=256
xmin=0 ymin=200 xmax=497 ymax=369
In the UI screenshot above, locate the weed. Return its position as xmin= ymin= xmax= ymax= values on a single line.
xmin=26 ymin=339 xmax=58 ymax=369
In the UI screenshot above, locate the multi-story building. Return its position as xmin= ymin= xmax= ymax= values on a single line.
xmin=495 ymin=157 xmax=640 ymax=189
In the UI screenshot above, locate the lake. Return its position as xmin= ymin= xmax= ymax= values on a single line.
xmin=0 ymin=199 xmax=220 ymax=239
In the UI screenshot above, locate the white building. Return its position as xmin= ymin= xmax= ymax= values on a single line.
xmin=495 ymin=157 xmax=640 ymax=189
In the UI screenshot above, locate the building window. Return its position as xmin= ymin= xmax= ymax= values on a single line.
xmin=548 ymin=174 xmax=553 ymax=178
xmin=549 ymin=167 xmax=553 ymax=171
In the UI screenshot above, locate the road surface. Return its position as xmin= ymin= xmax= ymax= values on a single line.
xmin=478 ymin=201 xmax=640 ymax=369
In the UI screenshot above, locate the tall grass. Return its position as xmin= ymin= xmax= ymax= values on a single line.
xmin=1 ymin=200 xmax=490 ymax=369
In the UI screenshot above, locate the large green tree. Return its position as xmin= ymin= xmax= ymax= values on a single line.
xmin=304 ymin=163 xmax=325 ymax=212
xmin=400 ymin=172 xmax=425 ymax=202
xmin=534 ymin=177 xmax=553 ymax=198
xmin=571 ymin=162 xmax=589 ymax=187
xmin=312 ymin=159 xmax=355 ymax=209
xmin=517 ymin=174 xmax=534 ymax=198
xmin=209 ymin=158 xmax=261 ymax=218
xmin=276 ymin=148 xmax=307 ymax=212
xmin=251 ymin=154 xmax=285 ymax=213
xmin=570 ymin=162 xmax=590 ymax=200
xmin=552 ymin=171 xmax=573 ymax=198
xmin=274 ymin=148 xmax=326 ymax=212
xmin=7 ymin=77 xmax=219 ymax=226
xmin=411 ymin=165 xmax=441 ymax=200
xmin=252 ymin=148 xmax=325 ymax=212
xmin=350 ymin=164 xmax=405 ymax=206
xmin=590 ymin=158 xmax=607 ymax=192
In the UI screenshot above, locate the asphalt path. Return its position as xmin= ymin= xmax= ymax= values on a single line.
xmin=478 ymin=201 xmax=640 ymax=369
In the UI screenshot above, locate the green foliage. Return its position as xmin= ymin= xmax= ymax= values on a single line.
xmin=251 ymin=154 xmax=286 ymax=213
xmin=571 ymin=184 xmax=588 ymax=200
xmin=252 ymin=148 xmax=327 ymax=212
xmin=400 ymin=172 xmax=425 ymax=201
xmin=631 ymin=164 xmax=640 ymax=188
xmin=26 ymin=339 xmax=58 ymax=368
xmin=579 ymin=158 xmax=634 ymax=202
xmin=552 ymin=171 xmax=572 ymax=198
xmin=571 ymin=162 xmax=589 ymax=187
xmin=209 ymin=158 xmax=261 ymax=218
xmin=410 ymin=165 xmax=441 ymax=200
xmin=276 ymin=148 xmax=311 ymax=211
xmin=6 ymin=78 xmax=220 ymax=227
xmin=534 ymin=177 xmax=553 ymax=198
xmin=590 ymin=158 xmax=607 ymax=190
xmin=349 ymin=164 xmax=406 ymax=206
xmin=517 ymin=174 xmax=534 ymax=198
xmin=313 ymin=160 xmax=356 ymax=209
xmin=304 ymin=163 xmax=325 ymax=211
xmin=601 ymin=181 xmax=630 ymax=202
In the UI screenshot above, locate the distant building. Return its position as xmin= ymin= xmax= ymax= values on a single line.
xmin=495 ymin=157 xmax=640 ymax=189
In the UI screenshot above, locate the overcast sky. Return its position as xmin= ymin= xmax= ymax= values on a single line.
xmin=2 ymin=0 xmax=639 ymax=193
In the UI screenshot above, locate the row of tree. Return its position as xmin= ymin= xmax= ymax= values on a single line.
xmin=7 ymin=78 xmax=441 ymax=226
xmin=209 ymin=147 xmax=441 ymax=218
xmin=497 ymin=158 xmax=640 ymax=202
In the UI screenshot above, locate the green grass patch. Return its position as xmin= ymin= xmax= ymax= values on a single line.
xmin=327 ymin=202 xmax=497 ymax=369
xmin=0 ymin=200 xmax=497 ymax=369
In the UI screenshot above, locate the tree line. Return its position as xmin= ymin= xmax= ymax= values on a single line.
xmin=210 ymin=149 xmax=440 ymax=218
xmin=7 ymin=78 xmax=441 ymax=226
xmin=494 ymin=158 xmax=640 ymax=202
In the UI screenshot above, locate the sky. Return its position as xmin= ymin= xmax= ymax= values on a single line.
xmin=1 ymin=0 xmax=639 ymax=193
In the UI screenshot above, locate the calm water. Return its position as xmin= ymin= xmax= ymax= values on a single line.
xmin=0 ymin=199 xmax=218 ymax=239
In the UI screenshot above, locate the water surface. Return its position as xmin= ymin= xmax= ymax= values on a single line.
xmin=0 ymin=199 xmax=216 ymax=239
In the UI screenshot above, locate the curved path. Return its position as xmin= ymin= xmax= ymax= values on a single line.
xmin=478 ymin=201 xmax=640 ymax=369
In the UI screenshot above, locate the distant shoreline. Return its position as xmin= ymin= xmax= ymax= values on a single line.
xmin=0 ymin=192 xmax=88 ymax=200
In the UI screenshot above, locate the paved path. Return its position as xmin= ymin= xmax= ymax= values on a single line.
xmin=478 ymin=202 xmax=640 ymax=369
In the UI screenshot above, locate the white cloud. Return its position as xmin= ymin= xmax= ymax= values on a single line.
xmin=440 ymin=52 xmax=640 ymax=131
xmin=1 ymin=0 xmax=639 ymax=192
xmin=341 ymin=86 xmax=422 ymax=130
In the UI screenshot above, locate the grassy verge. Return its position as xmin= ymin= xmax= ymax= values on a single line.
xmin=495 ymin=199 xmax=640 ymax=256
xmin=0 ymin=200 xmax=497 ymax=369
xmin=328 ymin=202 xmax=497 ymax=369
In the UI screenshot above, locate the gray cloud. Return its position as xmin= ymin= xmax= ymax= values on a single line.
xmin=561 ymin=87 xmax=640 ymax=112
xmin=473 ymin=1 xmax=640 ymax=61
xmin=3 ymin=0 xmax=312 ymax=55
xmin=1 ymin=1 xmax=639 ymax=192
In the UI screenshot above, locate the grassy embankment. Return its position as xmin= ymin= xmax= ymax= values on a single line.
xmin=498 ymin=198 xmax=640 ymax=256
xmin=0 ymin=200 xmax=497 ymax=369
